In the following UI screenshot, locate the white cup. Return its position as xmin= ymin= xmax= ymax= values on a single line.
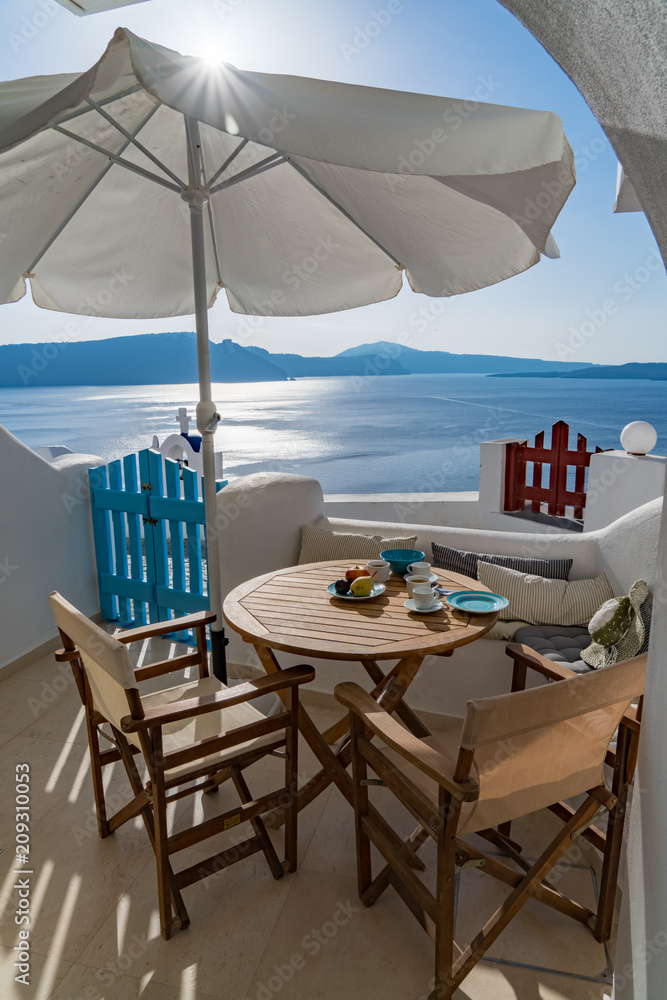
xmin=413 ymin=585 xmax=437 ymax=610
xmin=366 ymin=560 xmax=390 ymax=583
xmin=406 ymin=575 xmax=432 ymax=599
xmin=408 ymin=560 xmax=431 ymax=577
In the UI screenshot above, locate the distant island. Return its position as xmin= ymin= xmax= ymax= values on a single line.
xmin=245 ymin=345 xmax=408 ymax=378
xmin=247 ymin=340 xmax=593 ymax=377
xmin=334 ymin=341 xmax=593 ymax=375
xmin=0 ymin=334 xmax=286 ymax=387
xmin=1 ymin=332 xmax=599 ymax=387
xmin=488 ymin=362 xmax=667 ymax=380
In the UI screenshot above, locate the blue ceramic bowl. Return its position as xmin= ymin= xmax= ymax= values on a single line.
xmin=380 ymin=548 xmax=425 ymax=576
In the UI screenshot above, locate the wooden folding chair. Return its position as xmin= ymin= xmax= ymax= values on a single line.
xmin=50 ymin=591 xmax=314 ymax=940
xmin=503 ymin=642 xmax=645 ymax=943
xmin=335 ymin=654 xmax=646 ymax=1000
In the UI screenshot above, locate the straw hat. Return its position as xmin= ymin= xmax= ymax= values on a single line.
xmin=581 ymin=580 xmax=649 ymax=668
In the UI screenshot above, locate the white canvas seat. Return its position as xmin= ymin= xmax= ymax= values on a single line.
xmin=139 ymin=675 xmax=285 ymax=780
xmin=50 ymin=591 xmax=314 ymax=940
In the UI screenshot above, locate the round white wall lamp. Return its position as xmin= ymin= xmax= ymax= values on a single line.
xmin=620 ymin=421 xmax=657 ymax=456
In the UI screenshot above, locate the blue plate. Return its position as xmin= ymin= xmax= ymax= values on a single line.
xmin=446 ymin=591 xmax=508 ymax=614
xmin=328 ymin=582 xmax=386 ymax=601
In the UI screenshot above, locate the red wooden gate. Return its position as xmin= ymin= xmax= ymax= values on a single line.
xmin=504 ymin=420 xmax=605 ymax=520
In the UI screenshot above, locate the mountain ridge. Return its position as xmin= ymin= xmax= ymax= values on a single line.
xmin=0 ymin=333 xmax=633 ymax=388
xmin=0 ymin=333 xmax=288 ymax=387
xmin=335 ymin=341 xmax=595 ymax=374
xmin=488 ymin=362 xmax=667 ymax=380
xmin=244 ymin=346 xmax=408 ymax=377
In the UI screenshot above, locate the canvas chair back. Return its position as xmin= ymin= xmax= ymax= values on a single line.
xmin=457 ymin=654 xmax=646 ymax=835
xmin=49 ymin=592 xmax=137 ymax=733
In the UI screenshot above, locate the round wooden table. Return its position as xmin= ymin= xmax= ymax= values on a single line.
xmin=223 ymin=560 xmax=497 ymax=820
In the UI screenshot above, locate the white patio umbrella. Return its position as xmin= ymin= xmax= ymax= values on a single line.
xmin=0 ymin=28 xmax=575 ymax=677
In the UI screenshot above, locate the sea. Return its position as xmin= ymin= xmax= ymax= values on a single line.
xmin=0 ymin=374 xmax=664 ymax=494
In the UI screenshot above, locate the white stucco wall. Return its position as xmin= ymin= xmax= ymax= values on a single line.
xmin=584 ymin=451 xmax=667 ymax=531
xmin=0 ymin=426 xmax=102 ymax=670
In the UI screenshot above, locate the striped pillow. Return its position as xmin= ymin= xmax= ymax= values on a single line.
xmin=298 ymin=525 xmax=418 ymax=565
xmin=431 ymin=542 xmax=571 ymax=582
xmin=477 ymin=561 xmax=614 ymax=626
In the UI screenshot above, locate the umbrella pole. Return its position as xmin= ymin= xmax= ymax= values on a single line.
xmin=185 ymin=117 xmax=227 ymax=681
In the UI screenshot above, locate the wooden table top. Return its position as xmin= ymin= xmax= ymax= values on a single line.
xmin=223 ymin=560 xmax=498 ymax=661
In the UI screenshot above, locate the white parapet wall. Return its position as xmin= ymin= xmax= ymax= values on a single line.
xmin=323 ymin=492 xmax=482 ymax=528
xmin=584 ymin=450 xmax=667 ymax=531
xmin=326 ymin=438 xmax=667 ymax=534
xmin=324 ymin=437 xmax=563 ymax=533
xmin=0 ymin=426 xmax=103 ymax=670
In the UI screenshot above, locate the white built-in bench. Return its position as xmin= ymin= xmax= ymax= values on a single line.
xmin=217 ymin=472 xmax=662 ymax=718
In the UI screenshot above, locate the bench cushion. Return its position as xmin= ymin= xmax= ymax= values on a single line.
xmin=431 ymin=541 xmax=572 ymax=581
xmin=298 ymin=524 xmax=418 ymax=564
xmin=514 ymin=625 xmax=592 ymax=674
xmin=477 ymin=562 xmax=613 ymax=625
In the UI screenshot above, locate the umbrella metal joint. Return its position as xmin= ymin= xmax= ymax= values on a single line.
xmin=196 ymin=400 xmax=221 ymax=435
xmin=180 ymin=184 xmax=210 ymax=207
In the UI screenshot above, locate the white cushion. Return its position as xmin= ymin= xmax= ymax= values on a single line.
xmin=477 ymin=561 xmax=614 ymax=626
xmin=298 ymin=524 xmax=418 ymax=564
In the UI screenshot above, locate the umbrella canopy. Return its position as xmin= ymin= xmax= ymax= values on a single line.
xmin=0 ymin=27 xmax=574 ymax=317
xmin=0 ymin=28 xmax=575 ymax=677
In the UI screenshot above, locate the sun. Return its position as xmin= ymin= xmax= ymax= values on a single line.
xmin=189 ymin=42 xmax=226 ymax=67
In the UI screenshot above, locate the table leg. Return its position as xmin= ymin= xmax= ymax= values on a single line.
xmin=361 ymin=658 xmax=431 ymax=738
xmin=254 ymin=646 xmax=428 ymax=826
xmin=319 ymin=657 xmax=431 ymax=745
xmin=253 ymin=646 xmax=355 ymax=814
xmin=372 ymin=655 xmax=425 ymax=717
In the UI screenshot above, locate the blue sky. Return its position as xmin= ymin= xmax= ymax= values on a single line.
xmin=0 ymin=0 xmax=663 ymax=363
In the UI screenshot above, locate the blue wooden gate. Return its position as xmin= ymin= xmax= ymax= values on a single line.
xmin=88 ymin=449 xmax=226 ymax=641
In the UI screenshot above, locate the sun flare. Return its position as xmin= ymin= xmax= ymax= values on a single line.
xmin=190 ymin=42 xmax=226 ymax=67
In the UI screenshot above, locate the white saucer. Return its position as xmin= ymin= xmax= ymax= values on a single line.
xmin=404 ymin=599 xmax=443 ymax=614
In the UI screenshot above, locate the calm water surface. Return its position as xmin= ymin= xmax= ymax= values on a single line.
xmin=0 ymin=375 xmax=663 ymax=493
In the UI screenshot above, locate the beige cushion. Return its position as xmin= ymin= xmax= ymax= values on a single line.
xmin=477 ymin=561 xmax=614 ymax=626
xmin=298 ymin=524 xmax=418 ymax=565
xmin=483 ymin=619 xmax=531 ymax=641
xmin=129 ymin=676 xmax=282 ymax=777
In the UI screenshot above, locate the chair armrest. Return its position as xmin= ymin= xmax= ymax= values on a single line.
xmin=115 ymin=611 xmax=216 ymax=644
xmin=133 ymin=651 xmax=203 ymax=682
xmin=121 ymin=664 xmax=314 ymax=733
xmin=505 ymin=643 xmax=579 ymax=683
xmin=334 ymin=682 xmax=478 ymax=802
xmin=55 ymin=648 xmax=80 ymax=662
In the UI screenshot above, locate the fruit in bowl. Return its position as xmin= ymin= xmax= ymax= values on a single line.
xmin=350 ymin=575 xmax=375 ymax=597
xmin=334 ymin=578 xmax=351 ymax=595
xmin=345 ymin=565 xmax=370 ymax=582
